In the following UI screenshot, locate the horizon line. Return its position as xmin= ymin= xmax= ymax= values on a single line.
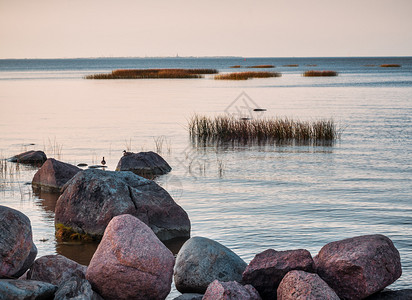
xmin=1 ymin=55 xmax=412 ymax=60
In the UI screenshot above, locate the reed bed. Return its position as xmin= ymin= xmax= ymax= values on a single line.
xmin=283 ymin=64 xmax=299 ymax=67
xmin=85 ymin=68 xmax=218 ymax=79
xmin=214 ymin=71 xmax=281 ymax=80
xmin=188 ymin=115 xmax=340 ymax=143
xmin=230 ymin=65 xmax=241 ymax=68
xmin=303 ymin=70 xmax=338 ymax=77
xmin=246 ymin=65 xmax=275 ymax=68
xmin=380 ymin=64 xmax=401 ymax=68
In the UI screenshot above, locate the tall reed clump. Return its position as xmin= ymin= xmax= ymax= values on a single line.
xmin=246 ymin=65 xmax=275 ymax=68
xmin=214 ymin=72 xmax=281 ymax=80
xmin=85 ymin=69 xmax=218 ymax=79
xmin=188 ymin=115 xmax=340 ymax=143
xmin=303 ymin=70 xmax=338 ymax=77
xmin=380 ymin=64 xmax=401 ymax=68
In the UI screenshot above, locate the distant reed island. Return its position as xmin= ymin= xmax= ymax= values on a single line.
xmin=380 ymin=64 xmax=401 ymax=68
xmin=85 ymin=68 xmax=218 ymax=79
xmin=215 ymin=71 xmax=281 ymax=80
xmin=188 ymin=115 xmax=340 ymax=143
xmin=303 ymin=70 xmax=338 ymax=77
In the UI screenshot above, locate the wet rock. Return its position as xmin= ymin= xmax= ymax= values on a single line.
xmin=116 ymin=151 xmax=171 ymax=176
xmin=86 ymin=214 xmax=175 ymax=300
xmin=0 ymin=279 xmax=57 ymax=299
xmin=174 ymin=237 xmax=247 ymax=294
xmin=0 ymin=205 xmax=37 ymax=278
xmin=366 ymin=289 xmax=412 ymax=299
xmin=54 ymin=273 xmax=103 ymax=300
xmin=277 ymin=270 xmax=339 ymax=300
xmin=315 ymin=234 xmax=402 ymax=300
xmin=9 ymin=150 xmax=47 ymax=165
xmin=32 ymin=158 xmax=81 ymax=192
xmin=203 ymin=280 xmax=262 ymax=300
xmin=173 ymin=293 xmax=204 ymax=300
xmin=27 ymin=254 xmax=87 ymax=286
xmin=55 ymin=169 xmax=190 ymax=241
xmin=242 ymin=249 xmax=314 ymax=300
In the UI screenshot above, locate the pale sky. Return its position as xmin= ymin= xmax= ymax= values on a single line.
xmin=0 ymin=0 xmax=411 ymax=58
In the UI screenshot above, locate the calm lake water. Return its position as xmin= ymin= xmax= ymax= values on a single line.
xmin=0 ymin=57 xmax=411 ymax=296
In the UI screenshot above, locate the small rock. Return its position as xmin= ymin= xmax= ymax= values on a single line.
xmin=173 ymin=293 xmax=204 ymax=300
xmin=0 ymin=205 xmax=37 ymax=278
xmin=86 ymin=214 xmax=175 ymax=300
xmin=242 ymin=249 xmax=314 ymax=300
xmin=174 ymin=237 xmax=247 ymax=294
xmin=0 ymin=279 xmax=57 ymax=300
xmin=203 ymin=280 xmax=262 ymax=300
xmin=32 ymin=158 xmax=81 ymax=192
xmin=55 ymin=169 xmax=190 ymax=241
xmin=54 ymin=273 xmax=103 ymax=300
xmin=27 ymin=254 xmax=87 ymax=286
xmin=116 ymin=151 xmax=171 ymax=176
xmin=277 ymin=270 xmax=339 ymax=300
xmin=9 ymin=150 xmax=47 ymax=165
xmin=315 ymin=234 xmax=402 ymax=300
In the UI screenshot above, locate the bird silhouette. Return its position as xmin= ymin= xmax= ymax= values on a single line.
xmin=123 ymin=150 xmax=132 ymax=156
xmin=101 ymin=157 xmax=106 ymax=166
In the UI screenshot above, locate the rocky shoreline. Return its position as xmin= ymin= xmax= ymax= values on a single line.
xmin=1 ymin=150 xmax=410 ymax=299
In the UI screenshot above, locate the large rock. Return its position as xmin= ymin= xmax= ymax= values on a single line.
xmin=0 ymin=206 xmax=37 ymax=278
xmin=9 ymin=150 xmax=47 ymax=165
xmin=116 ymin=151 xmax=172 ymax=176
xmin=0 ymin=279 xmax=57 ymax=300
xmin=32 ymin=158 xmax=81 ymax=192
xmin=86 ymin=214 xmax=175 ymax=300
xmin=174 ymin=237 xmax=247 ymax=294
xmin=27 ymin=254 xmax=87 ymax=285
xmin=203 ymin=280 xmax=262 ymax=300
xmin=55 ymin=169 xmax=190 ymax=241
xmin=315 ymin=234 xmax=402 ymax=300
xmin=366 ymin=289 xmax=412 ymax=299
xmin=277 ymin=270 xmax=339 ymax=300
xmin=242 ymin=249 xmax=314 ymax=300
xmin=173 ymin=293 xmax=204 ymax=300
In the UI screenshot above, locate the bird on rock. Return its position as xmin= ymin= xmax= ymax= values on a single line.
xmin=101 ymin=157 xmax=106 ymax=166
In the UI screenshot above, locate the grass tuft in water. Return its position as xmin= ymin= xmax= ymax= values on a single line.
xmin=214 ymin=71 xmax=281 ymax=80
xmin=188 ymin=114 xmax=340 ymax=143
xmin=85 ymin=69 xmax=218 ymax=79
xmin=55 ymin=223 xmax=94 ymax=241
xmin=303 ymin=70 xmax=338 ymax=77
xmin=246 ymin=65 xmax=275 ymax=68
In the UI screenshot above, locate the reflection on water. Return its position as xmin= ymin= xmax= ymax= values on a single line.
xmin=33 ymin=189 xmax=59 ymax=214
xmin=56 ymin=242 xmax=99 ymax=266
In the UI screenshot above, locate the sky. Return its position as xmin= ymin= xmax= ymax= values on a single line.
xmin=0 ymin=0 xmax=411 ymax=58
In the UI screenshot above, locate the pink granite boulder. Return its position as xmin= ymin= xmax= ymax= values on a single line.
xmin=0 ymin=205 xmax=37 ymax=278
xmin=86 ymin=214 xmax=175 ymax=300
xmin=55 ymin=169 xmax=190 ymax=241
xmin=203 ymin=280 xmax=262 ymax=300
xmin=32 ymin=158 xmax=81 ymax=192
xmin=277 ymin=270 xmax=339 ymax=300
xmin=27 ymin=254 xmax=86 ymax=285
xmin=315 ymin=234 xmax=402 ymax=300
xmin=242 ymin=249 xmax=314 ymax=300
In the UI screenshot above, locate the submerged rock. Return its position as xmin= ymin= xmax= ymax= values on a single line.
xmin=366 ymin=289 xmax=412 ymax=299
xmin=9 ymin=150 xmax=47 ymax=165
xmin=55 ymin=169 xmax=190 ymax=241
xmin=242 ymin=249 xmax=314 ymax=300
xmin=32 ymin=158 xmax=81 ymax=192
xmin=116 ymin=151 xmax=171 ymax=176
xmin=173 ymin=293 xmax=204 ymax=300
xmin=0 ymin=279 xmax=57 ymax=300
xmin=0 ymin=205 xmax=37 ymax=279
xmin=203 ymin=280 xmax=262 ymax=300
xmin=174 ymin=237 xmax=247 ymax=294
xmin=315 ymin=234 xmax=402 ymax=300
xmin=277 ymin=270 xmax=339 ymax=300
xmin=86 ymin=214 xmax=175 ymax=300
